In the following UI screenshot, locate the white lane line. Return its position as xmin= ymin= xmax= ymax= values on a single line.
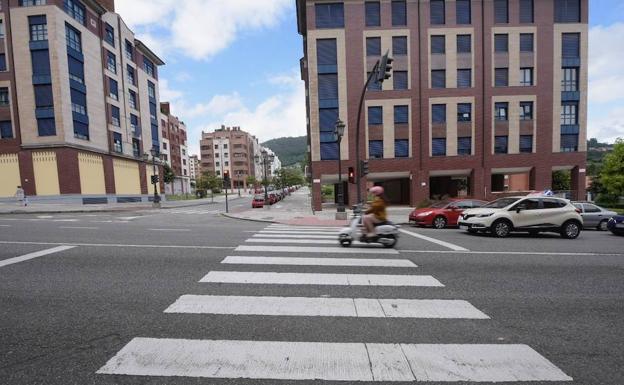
xmin=258 ymin=231 xmax=340 ymax=236
xmin=0 ymin=224 xmax=11 ymax=227
xmin=0 ymin=245 xmax=76 ymax=268
xmin=399 ymin=229 xmax=469 ymax=252
xmin=236 ymin=245 xmax=399 ymax=254
xmin=397 ymin=249 xmax=624 ymax=257
xmin=268 ymin=226 xmax=342 ymax=231
xmin=0 ymin=241 xmax=232 ymax=250
xmin=97 ymin=339 xmax=572 ymax=382
xmin=59 ymin=226 xmax=99 ymax=230
xmin=252 ymin=234 xmax=337 ymax=239
xmin=245 ymin=238 xmax=337 ymax=244
xmin=165 ymin=295 xmax=488 ymax=319
xmin=52 ymin=219 xmax=79 ymax=222
xmin=200 ymin=271 xmax=443 ymax=287
xmin=221 ymin=256 xmax=417 ymax=267
xmin=147 ymin=228 xmax=191 ymax=232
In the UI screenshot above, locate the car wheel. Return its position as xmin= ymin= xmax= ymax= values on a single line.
xmin=597 ymin=220 xmax=608 ymax=231
xmin=467 ymin=228 xmax=478 ymax=234
xmin=491 ymin=219 xmax=512 ymax=238
xmin=433 ymin=216 xmax=447 ymax=229
xmin=561 ymin=220 xmax=581 ymax=239
xmin=340 ymin=240 xmax=352 ymax=247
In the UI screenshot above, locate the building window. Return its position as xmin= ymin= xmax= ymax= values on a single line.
xmin=148 ymin=81 xmax=156 ymax=99
xmin=144 ymin=58 xmax=155 ymax=77
xmin=555 ymin=0 xmax=580 ymax=23
xmin=431 ymin=35 xmax=445 ymax=54
xmin=31 ymin=49 xmax=51 ymax=77
xmin=366 ymin=37 xmax=381 ymax=56
xmin=214 ymin=144 xmax=218 ymax=149
xmin=111 ymin=105 xmax=120 ymax=126
xmin=29 ymin=16 xmax=48 ymax=41
xmin=68 ymin=56 xmax=84 ymax=84
xmin=395 ymin=139 xmax=409 ymax=158
xmin=518 ymin=67 xmax=533 ymax=86
xmin=223 ymin=144 xmax=228 ymax=149
xmin=392 ymin=36 xmax=407 ymax=55
xmin=317 ymin=38 xmax=337 ymax=73
xmin=520 ymin=33 xmax=533 ymax=52
xmin=561 ymin=134 xmax=578 ymax=152
xmin=106 ymin=50 xmax=116 ymax=73
xmin=34 ymin=84 xmax=53 ymax=108
xmin=494 ymin=0 xmax=508 ymax=23
xmin=368 ymin=106 xmax=382 ymax=125
xmin=0 ymin=54 xmax=5 ymax=71
xmin=365 ymin=1 xmax=381 ymax=27
xmin=457 ymin=34 xmax=471 ymax=53
xmin=393 ymin=71 xmax=408 ymax=90
xmin=520 ymin=0 xmax=534 ymax=23
xmin=432 ymin=138 xmax=446 ymax=156
xmin=65 ymin=24 xmax=81 ymax=53
xmin=0 ymin=121 xmax=11 ymax=139
xmin=162 ymin=142 xmax=167 ymax=150
xmin=149 ymin=101 xmax=157 ymax=120
xmin=431 ymin=69 xmax=446 ymax=88
xmin=457 ymin=103 xmax=471 ymax=122
xmin=457 ymin=69 xmax=471 ymax=88
xmin=73 ymin=121 xmax=88 ymax=140
xmin=70 ymin=88 xmax=87 ymax=115
xmin=129 ymin=90 xmax=137 ymax=110
xmin=458 ymin=137 xmax=471 ymax=155
xmin=37 ymin=118 xmax=55 ymax=136
xmin=315 ymin=3 xmax=344 ymax=28
xmin=430 ymin=0 xmax=445 ymax=25
xmin=367 ymin=72 xmax=382 ymax=91
xmin=127 ymin=64 xmax=135 ymax=85
xmin=113 ymin=132 xmax=122 ymax=153
xmin=495 ymin=136 xmax=508 ymax=154
xmin=132 ymin=138 xmax=140 ymax=157
xmin=561 ymin=102 xmax=578 ymax=125
xmin=20 ymin=0 xmax=47 ymax=5
xmin=0 ymin=21 xmax=4 ymax=39
xmin=520 ymin=101 xmax=533 ymax=120
xmin=520 ymin=135 xmax=533 ymax=153
xmin=125 ymin=39 xmax=134 ymax=61
xmin=369 ymin=140 xmax=383 ymax=159
xmin=391 ymin=1 xmax=407 ymax=26
xmin=394 ymin=105 xmax=408 ymax=124
xmin=319 ymin=74 xmax=338 ymax=101
xmin=105 ymin=23 xmax=115 ymax=46
xmin=109 ymin=77 xmax=118 ymax=100
xmin=562 ymin=33 xmax=580 ymax=58
xmin=64 ymin=0 xmax=85 ymax=24
xmin=495 ymin=68 xmax=508 ymax=87
xmin=432 ymin=104 xmax=446 ymax=124
xmin=494 ymin=34 xmax=508 ymax=52
xmin=130 ymin=113 xmax=139 ymax=132
xmin=562 ymin=67 xmax=578 ymax=91
xmin=456 ymin=0 xmax=471 ymax=24
xmin=495 ymin=102 xmax=508 ymax=121
xmin=0 ymin=88 xmax=9 ymax=106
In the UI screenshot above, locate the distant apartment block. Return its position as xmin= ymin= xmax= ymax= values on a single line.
xmin=297 ymin=0 xmax=588 ymax=210
xmin=189 ymin=154 xmax=200 ymax=181
xmin=0 ymin=0 xmax=165 ymax=202
xmin=160 ymin=102 xmax=190 ymax=194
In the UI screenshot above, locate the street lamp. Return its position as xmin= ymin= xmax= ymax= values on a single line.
xmin=255 ymin=150 xmax=275 ymax=205
xmin=334 ymin=119 xmax=346 ymax=215
xmin=236 ymin=170 xmax=243 ymax=197
xmin=143 ymin=148 xmax=161 ymax=207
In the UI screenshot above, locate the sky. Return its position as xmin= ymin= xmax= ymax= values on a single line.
xmin=115 ymin=0 xmax=624 ymax=156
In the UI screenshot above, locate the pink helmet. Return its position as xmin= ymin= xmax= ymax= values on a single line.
xmin=369 ymin=186 xmax=384 ymax=196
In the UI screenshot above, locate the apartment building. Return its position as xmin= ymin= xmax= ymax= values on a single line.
xmin=0 ymin=0 xmax=165 ymax=202
xmin=297 ymin=0 xmax=587 ymax=210
xmin=160 ymin=102 xmax=190 ymax=194
xmin=189 ymin=154 xmax=200 ymax=181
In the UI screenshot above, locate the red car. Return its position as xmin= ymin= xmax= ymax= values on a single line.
xmin=409 ymin=199 xmax=487 ymax=229
xmin=251 ymin=195 xmax=265 ymax=208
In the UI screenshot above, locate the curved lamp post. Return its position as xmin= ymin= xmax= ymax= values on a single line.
xmin=255 ymin=150 xmax=275 ymax=205
xmin=143 ymin=148 xmax=161 ymax=207
xmin=335 ymin=119 xmax=346 ymax=215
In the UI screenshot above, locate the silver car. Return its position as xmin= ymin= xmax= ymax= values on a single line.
xmin=572 ymin=202 xmax=617 ymax=231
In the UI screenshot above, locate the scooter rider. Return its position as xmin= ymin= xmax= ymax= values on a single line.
xmin=363 ymin=186 xmax=387 ymax=239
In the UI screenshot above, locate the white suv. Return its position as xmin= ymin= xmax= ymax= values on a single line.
xmin=458 ymin=196 xmax=583 ymax=239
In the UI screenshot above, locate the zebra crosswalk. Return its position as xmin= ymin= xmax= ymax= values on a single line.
xmin=166 ymin=208 xmax=219 ymax=215
xmin=97 ymin=223 xmax=573 ymax=382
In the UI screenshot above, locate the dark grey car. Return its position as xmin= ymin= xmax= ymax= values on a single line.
xmin=573 ymin=202 xmax=618 ymax=231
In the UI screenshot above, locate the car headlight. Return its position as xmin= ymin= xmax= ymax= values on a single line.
xmin=418 ymin=211 xmax=433 ymax=216
xmin=477 ymin=213 xmax=494 ymax=218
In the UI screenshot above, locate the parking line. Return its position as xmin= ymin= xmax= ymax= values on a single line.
xmin=399 ymin=229 xmax=469 ymax=251
xmin=0 ymin=245 xmax=76 ymax=268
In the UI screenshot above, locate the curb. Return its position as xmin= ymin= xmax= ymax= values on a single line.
xmin=220 ymin=212 xmax=277 ymax=224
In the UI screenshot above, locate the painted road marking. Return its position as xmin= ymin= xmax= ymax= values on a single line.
xmin=222 ymin=256 xmax=417 ymax=267
xmin=0 ymin=245 xmax=76 ymax=268
xmin=257 ymin=230 xmax=339 ymax=235
xmin=267 ymin=226 xmax=342 ymax=231
xmin=97 ymin=339 xmax=571 ymax=382
xmin=165 ymin=295 xmax=488 ymax=319
xmin=0 ymin=241 xmax=232 ymax=250
xmin=399 ymin=229 xmax=469 ymax=252
xmin=245 ymin=238 xmax=337 ymax=245
xmin=252 ymin=234 xmax=336 ymax=239
xmin=200 ymin=271 xmax=443 ymax=287
xmin=0 ymin=224 xmax=11 ymax=227
xmin=147 ymin=228 xmax=192 ymax=232
xmin=59 ymin=226 xmax=99 ymax=230
xmin=236 ymin=245 xmax=399 ymax=254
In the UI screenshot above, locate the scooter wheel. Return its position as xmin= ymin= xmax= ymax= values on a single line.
xmin=382 ymin=235 xmax=397 ymax=248
xmin=340 ymin=240 xmax=352 ymax=247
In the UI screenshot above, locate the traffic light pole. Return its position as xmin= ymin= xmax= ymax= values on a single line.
xmin=355 ymin=62 xmax=379 ymax=210
xmin=336 ymin=134 xmax=344 ymax=213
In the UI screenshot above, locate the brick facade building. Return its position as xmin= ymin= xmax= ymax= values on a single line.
xmin=297 ymin=0 xmax=588 ymax=210
xmin=160 ymin=102 xmax=190 ymax=194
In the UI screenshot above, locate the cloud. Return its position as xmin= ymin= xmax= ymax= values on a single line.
xmin=116 ymin=0 xmax=293 ymax=60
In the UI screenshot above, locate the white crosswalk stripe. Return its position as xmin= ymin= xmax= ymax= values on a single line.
xmin=236 ymin=245 xmax=400 ymax=254
xmin=245 ymin=238 xmax=338 ymax=244
xmin=257 ymin=230 xmax=339 ymax=235
xmin=252 ymin=233 xmax=337 ymax=239
xmin=221 ymin=256 xmax=417 ymax=267
xmin=167 ymin=209 xmax=218 ymax=215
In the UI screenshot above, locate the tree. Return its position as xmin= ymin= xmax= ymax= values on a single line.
xmin=552 ymin=170 xmax=571 ymax=191
xmin=246 ymin=175 xmax=257 ymax=187
xmin=196 ymin=172 xmax=223 ymax=194
xmin=600 ymin=138 xmax=624 ymax=199
xmin=274 ymin=167 xmax=305 ymax=189
xmin=162 ymin=163 xmax=176 ymax=194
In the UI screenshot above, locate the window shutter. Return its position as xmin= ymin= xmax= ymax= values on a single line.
xmin=562 ymin=33 xmax=580 ymax=57
xmin=432 ymin=70 xmax=446 ymax=88
xmin=367 ymin=73 xmax=382 ymax=91
xmin=320 ymin=108 xmax=339 ymax=130
xmin=0 ymin=54 xmax=6 ymax=71
xmin=393 ymin=71 xmax=408 ymax=90
xmin=68 ymin=56 xmax=84 ymax=80
xmin=457 ymin=35 xmax=471 ymax=53
xmin=456 ymin=0 xmax=471 ymax=24
xmin=368 ymin=106 xmax=383 ymax=125
xmin=37 ymin=118 xmax=56 ymax=136
xmin=369 ymin=140 xmax=384 ymax=158
xmin=432 ymin=104 xmax=446 ymax=124
xmin=112 ymin=106 xmax=120 ymax=119
xmin=0 ymin=121 xmax=12 ymax=139
xmin=494 ymin=34 xmax=508 ymax=52
xmin=431 ymin=35 xmax=445 ymax=54
xmin=520 ymin=33 xmax=533 ymax=52
xmin=315 ymin=3 xmax=344 ymax=28
xmin=494 ymin=0 xmax=508 ymax=23
xmin=366 ymin=37 xmax=381 ymax=56
xmin=457 ymin=69 xmax=471 ymax=88
xmin=394 ymin=105 xmax=409 ymax=124
xmin=560 ymin=134 xmax=578 ymax=151
xmin=555 ymin=0 xmax=580 ymax=23
xmin=73 ymin=121 xmax=89 ymax=139
xmin=392 ymin=1 xmax=407 ymax=26
xmin=520 ymin=135 xmax=533 ymax=152
xmin=432 ymin=138 xmax=446 ymax=156
xmin=520 ymin=0 xmax=534 ymax=23
xmin=430 ymin=0 xmax=445 ymax=24
xmin=317 ymin=39 xmax=337 ymax=67
xmin=394 ymin=139 xmax=409 ymax=157
xmin=31 ymin=49 xmax=51 ymax=75
xmin=365 ymin=1 xmax=381 ymax=26
xmin=318 ymin=74 xmax=339 ymax=100
xmin=70 ymin=88 xmax=86 ymax=107
xmin=34 ymin=84 xmax=54 ymax=107
xmin=495 ymin=136 xmax=508 ymax=153
xmin=458 ymin=137 xmax=472 ymax=154
xmin=392 ymin=36 xmax=407 ymax=55
xmin=457 ymin=103 xmax=471 ymax=120
xmin=495 ymin=68 xmax=508 ymax=87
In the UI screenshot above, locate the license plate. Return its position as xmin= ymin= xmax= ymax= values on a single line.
xmin=616 ymin=223 xmax=624 ymax=228
xmin=459 ymin=225 xmax=468 ymax=230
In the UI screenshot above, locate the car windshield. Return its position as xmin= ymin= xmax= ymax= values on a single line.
xmin=254 ymin=195 xmax=264 ymax=200
xmin=483 ymin=197 xmax=521 ymax=208
xmin=430 ymin=201 xmax=450 ymax=208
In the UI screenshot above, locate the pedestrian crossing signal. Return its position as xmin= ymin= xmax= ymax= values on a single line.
xmin=348 ymin=167 xmax=355 ymax=184
xmin=223 ymin=171 xmax=230 ymax=182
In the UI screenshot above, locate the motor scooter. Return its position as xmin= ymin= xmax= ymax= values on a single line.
xmin=338 ymin=206 xmax=399 ymax=248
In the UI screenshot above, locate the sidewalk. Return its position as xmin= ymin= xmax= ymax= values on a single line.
xmin=223 ymin=187 xmax=414 ymax=226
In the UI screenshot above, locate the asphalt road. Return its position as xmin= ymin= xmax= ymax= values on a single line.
xmin=0 ymin=201 xmax=623 ymax=384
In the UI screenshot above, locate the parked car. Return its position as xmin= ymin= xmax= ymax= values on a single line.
xmin=458 ymin=196 xmax=583 ymax=239
xmin=251 ymin=194 xmax=265 ymax=208
xmin=409 ymin=199 xmax=487 ymax=229
xmin=607 ymin=215 xmax=624 ymax=235
xmin=572 ymin=202 xmax=618 ymax=231
xmin=268 ymin=192 xmax=278 ymax=205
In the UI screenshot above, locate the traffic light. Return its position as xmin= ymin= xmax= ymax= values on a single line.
xmin=150 ymin=175 xmax=159 ymax=184
xmin=348 ymin=167 xmax=355 ymax=184
xmin=376 ymin=50 xmax=394 ymax=83
xmin=360 ymin=160 xmax=369 ymax=177
xmin=223 ymin=170 xmax=230 ymax=182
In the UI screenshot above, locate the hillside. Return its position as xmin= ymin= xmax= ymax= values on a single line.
xmin=262 ymin=136 xmax=307 ymax=167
